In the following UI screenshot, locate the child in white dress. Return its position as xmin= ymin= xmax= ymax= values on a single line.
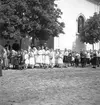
xmin=24 ymin=50 xmax=29 ymax=69
xmin=44 ymin=47 xmax=50 ymax=68
xmin=36 ymin=47 xmax=43 ymax=67
xmin=55 ymin=49 xmax=59 ymax=67
xmin=49 ymin=49 xmax=55 ymax=68
xmin=41 ymin=46 xmax=45 ymax=68
xmin=3 ymin=48 xmax=8 ymax=69
xmin=29 ymin=49 xmax=35 ymax=68
xmin=33 ymin=47 xmax=37 ymax=66
xmin=58 ymin=50 xmax=63 ymax=68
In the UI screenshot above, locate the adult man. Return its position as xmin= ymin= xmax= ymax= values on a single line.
xmin=12 ymin=40 xmax=20 ymax=51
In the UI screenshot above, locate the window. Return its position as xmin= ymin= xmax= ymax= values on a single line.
xmin=78 ymin=16 xmax=85 ymax=33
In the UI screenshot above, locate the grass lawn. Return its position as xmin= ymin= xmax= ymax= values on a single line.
xmin=0 ymin=67 xmax=100 ymax=105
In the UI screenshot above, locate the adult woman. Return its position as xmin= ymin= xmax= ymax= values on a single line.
xmin=58 ymin=50 xmax=63 ymax=68
xmin=29 ymin=49 xmax=35 ymax=68
xmin=41 ymin=46 xmax=45 ymax=67
xmin=49 ymin=49 xmax=55 ymax=68
xmin=24 ymin=50 xmax=29 ymax=69
xmin=63 ymin=48 xmax=68 ymax=67
xmin=91 ymin=51 xmax=97 ymax=68
xmin=36 ymin=47 xmax=43 ymax=67
xmin=44 ymin=47 xmax=50 ymax=68
xmin=3 ymin=48 xmax=8 ymax=69
xmin=55 ymin=49 xmax=59 ymax=67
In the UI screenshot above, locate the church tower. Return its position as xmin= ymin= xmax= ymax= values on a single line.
xmin=53 ymin=0 xmax=100 ymax=51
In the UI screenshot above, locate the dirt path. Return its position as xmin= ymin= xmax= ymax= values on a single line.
xmin=0 ymin=67 xmax=100 ymax=105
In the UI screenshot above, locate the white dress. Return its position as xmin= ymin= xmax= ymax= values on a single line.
xmin=34 ymin=50 xmax=37 ymax=65
xmin=87 ymin=53 xmax=90 ymax=59
xmin=72 ymin=56 xmax=75 ymax=61
xmin=55 ymin=52 xmax=59 ymax=65
xmin=98 ymin=52 xmax=100 ymax=57
xmin=36 ymin=50 xmax=43 ymax=64
xmin=50 ymin=51 xmax=55 ymax=65
xmin=45 ymin=50 xmax=50 ymax=65
xmin=3 ymin=48 xmax=8 ymax=67
xmin=58 ymin=53 xmax=63 ymax=64
xmin=29 ymin=52 xmax=35 ymax=66
xmin=42 ymin=49 xmax=45 ymax=64
xmin=25 ymin=53 xmax=29 ymax=65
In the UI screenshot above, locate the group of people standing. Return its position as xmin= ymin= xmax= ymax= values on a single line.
xmin=24 ymin=46 xmax=55 ymax=69
xmin=2 ymin=46 xmax=55 ymax=69
xmin=1 ymin=44 xmax=100 ymax=69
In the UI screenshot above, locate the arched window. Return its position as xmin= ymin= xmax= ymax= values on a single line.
xmin=78 ymin=16 xmax=85 ymax=33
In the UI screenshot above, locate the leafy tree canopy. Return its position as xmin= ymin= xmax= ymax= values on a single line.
xmin=0 ymin=0 xmax=65 ymax=40
xmin=79 ymin=12 xmax=100 ymax=45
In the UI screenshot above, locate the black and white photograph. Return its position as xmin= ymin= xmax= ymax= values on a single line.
xmin=0 ymin=0 xmax=100 ymax=105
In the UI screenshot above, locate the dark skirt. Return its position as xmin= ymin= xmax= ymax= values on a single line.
xmin=63 ymin=56 xmax=68 ymax=63
xmin=12 ymin=56 xmax=19 ymax=66
xmin=80 ymin=58 xmax=86 ymax=67
xmin=75 ymin=58 xmax=79 ymax=64
xmin=86 ymin=58 xmax=90 ymax=64
xmin=68 ymin=56 xmax=72 ymax=63
xmin=11 ymin=56 xmax=14 ymax=65
xmin=91 ymin=57 xmax=97 ymax=65
xmin=98 ymin=57 xmax=100 ymax=64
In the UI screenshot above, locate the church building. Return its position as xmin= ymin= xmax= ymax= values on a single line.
xmin=0 ymin=0 xmax=100 ymax=51
xmin=53 ymin=0 xmax=100 ymax=52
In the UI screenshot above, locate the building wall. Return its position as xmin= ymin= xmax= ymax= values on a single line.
xmin=21 ymin=37 xmax=32 ymax=50
xmin=54 ymin=0 xmax=99 ymax=51
xmin=0 ymin=37 xmax=20 ymax=49
xmin=0 ymin=0 xmax=99 ymax=51
xmin=37 ymin=36 xmax=54 ymax=49
xmin=0 ymin=36 xmax=32 ymax=50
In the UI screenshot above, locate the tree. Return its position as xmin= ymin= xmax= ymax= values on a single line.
xmin=0 ymin=0 xmax=65 ymax=41
xmin=79 ymin=12 xmax=100 ymax=50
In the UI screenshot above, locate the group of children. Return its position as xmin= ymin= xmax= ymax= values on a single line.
xmin=24 ymin=46 xmax=55 ymax=69
xmin=2 ymin=45 xmax=100 ymax=69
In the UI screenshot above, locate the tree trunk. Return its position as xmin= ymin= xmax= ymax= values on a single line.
xmin=99 ymin=41 xmax=100 ymax=50
xmin=20 ymin=38 xmax=22 ymax=50
xmin=32 ymin=37 xmax=35 ymax=46
xmin=92 ymin=43 xmax=94 ymax=51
